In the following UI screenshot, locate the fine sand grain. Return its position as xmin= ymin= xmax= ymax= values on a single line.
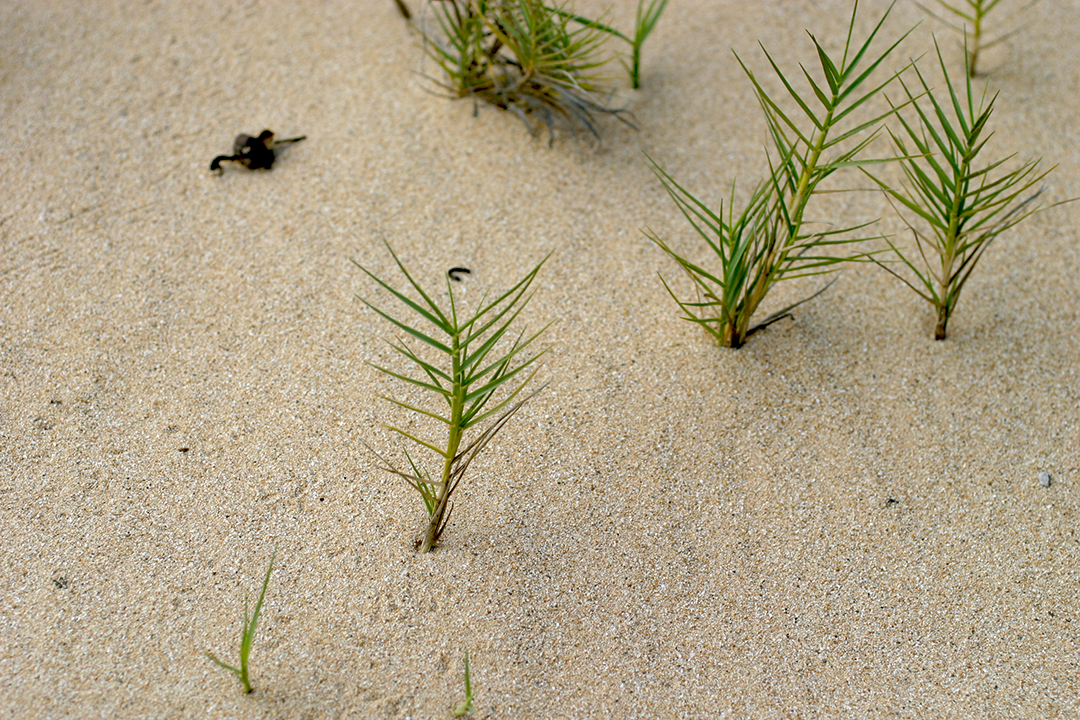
xmin=2 ymin=1 xmax=1078 ymax=717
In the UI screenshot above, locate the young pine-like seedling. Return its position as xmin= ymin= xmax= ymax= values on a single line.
xmin=355 ymin=243 xmax=552 ymax=552
xmin=646 ymin=0 xmax=915 ymax=348
xmin=863 ymin=39 xmax=1058 ymax=340
xmin=916 ymin=0 xmax=1041 ymax=76
xmin=452 ymin=650 xmax=475 ymax=717
xmin=206 ymin=546 xmax=277 ymax=694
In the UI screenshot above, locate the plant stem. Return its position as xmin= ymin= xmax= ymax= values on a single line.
xmin=421 ymin=335 xmax=465 ymax=553
xmin=730 ymin=105 xmax=834 ymax=348
xmin=935 ymin=305 xmax=950 ymax=340
xmin=936 ymin=150 xmax=971 ymax=340
xmin=631 ymin=45 xmax=642 ymax=89
xmin=722 ymin=322 xmax=742 ymax=350
xmin=969 ymin=1 xmax=983 ymax=76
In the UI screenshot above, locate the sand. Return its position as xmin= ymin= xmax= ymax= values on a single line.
xmin=2 ymin=0 xmax=1078 ymax=717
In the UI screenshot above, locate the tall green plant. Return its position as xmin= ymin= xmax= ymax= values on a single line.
xmin=863 ymin=39 xmax=1056 ymax=340
xmin=647 ymin=1 xmax=915 ymax=348
xmin=916 ymin=0 xmax=1041 ymax=76
xmin=354 ymin=243 xmax=552 ymax=552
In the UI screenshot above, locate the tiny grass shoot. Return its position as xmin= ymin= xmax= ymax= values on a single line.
xmin=452 ymin=650 xmax=475 ymax=717
xmin=628 ymin=0 xmax=669 ymax=89
xmin=206 ymin=546 xmax=277 ymax=694
xmin=355 ymin=242 xmax=552 ymax=552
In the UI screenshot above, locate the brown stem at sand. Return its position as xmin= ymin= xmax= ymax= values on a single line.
xmin=722 ymin=321 xmax=743 ymax=349
xmin=935 ymin=305 xmax=950 ymax=341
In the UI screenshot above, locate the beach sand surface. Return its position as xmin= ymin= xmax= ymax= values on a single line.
xmin=1 ymin=0 xmax=1078 ymax=717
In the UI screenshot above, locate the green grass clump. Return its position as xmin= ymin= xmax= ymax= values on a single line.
xmin=916 ymin=0 xmax=1041 ymax=76
xmin=206 ymin=546 xmax=277 ymax=694
xmin=451 ymin=650 xmax=475 ymax=717
xmin=354 ymin=242 xmax=552 ymax=552
xmin=407 ymin=0 xmax=667 ymax=142
xmin=647 ymin=1 xmax=914 ymax=348
xmin=863 ymin=39 xmax=1057 ymax=340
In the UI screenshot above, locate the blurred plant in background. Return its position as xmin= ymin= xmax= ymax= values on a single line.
xmin=397 ymin=0 xmax=667 ymax=142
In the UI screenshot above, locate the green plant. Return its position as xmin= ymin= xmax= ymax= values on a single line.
xmin=646 ymin=1 xmax=914 ymax=348
xmin=206 ymin=546 xmax=277 ymax=694
xmin=551 ymin=0 xmax=669 ymax=89
xmin=354 ymin=242 xmax=552 ymax=552
xmin=862 ymin=38 xmax=1057 ymax=340
xmin=629 ymin=0 xmax=669 ymax=89
xmin=410 ymin=0 xmax=666 ymax=141
xmin=916 ymin=0 xmax=1041 ymax=76
xmin=569 ymin=0 xmax=667 ymax=89
xmin=452 ymin=650 xmax=475 ymax=717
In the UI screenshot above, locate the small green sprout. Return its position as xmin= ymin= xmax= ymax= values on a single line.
xmin=629 ymin=0 xmax=669 ymax=89
xmin=206 ymin=546 xmax=277 ymax=694
xmin=452 ymin=650 xmax=475 ymax=717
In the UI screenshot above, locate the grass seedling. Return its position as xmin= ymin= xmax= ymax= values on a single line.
xmin=354 ymin=242 xmax=552 ymax=552
xmin=553 ymin=0 xmax=669 ymax=89
xmin=598 ymin=0 xmax=668 ymax=89
xmin=916 ymin=0 xmax=1041 ymax=76
xmin=862 ymin=38 xmax=1059 ymax=340
xmin=646 ymin=1 xmax=915 ymax=348
xmin=410 ymin=0 xmax=666 ymax=141
xmin=206 ymin=546 xmax=277 ymax=694
xmin=452 ymin=650 xmax=475 ymax=717
xmin=630 ymin=0 xmax=668 ymax=88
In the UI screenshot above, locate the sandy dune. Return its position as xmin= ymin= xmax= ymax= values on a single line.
xmin=2 ymin=0 xmax=1078 ymax=717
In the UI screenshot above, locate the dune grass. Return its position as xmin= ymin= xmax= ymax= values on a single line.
xmin=407 ymin=0 xmax=666 ymax=142
xmin=646 ymin=1 xmax=914 ymax=348
xmin=862 ymin=38 xmax=1058 ymax=339
xmin=354 ymin=242 xmax=552 ymax=552
xmin=916 ymin=0 xmax=1042 ymax=76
